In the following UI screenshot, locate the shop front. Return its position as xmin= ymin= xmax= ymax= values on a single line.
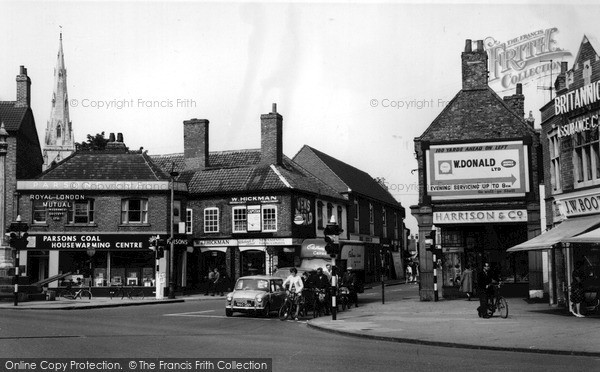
xmin=23 ymin=233 xmax=165 ymax=295
xmin=434 ymin=209 xmax=530 ymax=297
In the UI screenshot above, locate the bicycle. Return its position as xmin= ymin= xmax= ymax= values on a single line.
xmin=485 ymin=283 xmax=508 ymax=319
xmin=279 ymin=289 xmax=305 ymax=321
xmin=60 ymin=286 xmax=92 ymax=300
xmin=109 ymin=285 xmax=127 ymax=300
xmin=312 ymin=288 xmax=327 ymax=318
xmin=127 ymin=286 xmax=145 ymax=300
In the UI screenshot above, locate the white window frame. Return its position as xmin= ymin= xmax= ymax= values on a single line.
xmin=186 ymin=208 xmax=193 ymax=234
xmin=68 ymin=199 xmax=95 ymax=224
xmin=232 ymin=206 xmax=248 ymax=233
xmin=204 ymin=207 xmax=220 ymax=233
xmin=262 ymin=205 xmax=278 ymax=232
xmin=32 ymin=200 xmax=47 ymax=224
xmin=121 ymin=198 xmax=148 ymax=224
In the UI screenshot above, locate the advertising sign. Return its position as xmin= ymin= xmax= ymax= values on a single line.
xmin=246 ymin=205 xmax=262 ymax=232
xmin=433 ymin=210 xmax=528 ymax=224
xmin=426 ymin=141 xmax=529 ymax=200
xmin=555 ymin=191 xmax=600 ymax=218
xmin=300 ymin=239 xmax=329 ymax=258
xmin=340 ymin=244 xmax=365 ymax=270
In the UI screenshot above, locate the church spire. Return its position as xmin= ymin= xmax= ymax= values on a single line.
xmin=43 ymin=30 xmax=75 ymax=170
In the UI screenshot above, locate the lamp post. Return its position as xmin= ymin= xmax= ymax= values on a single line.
xmin=168 ymin=168 xmax=179 ymax=299
xmin=9 ymin=215 xmax=29 ymax=306
xmin=0 ymin=123 xmax=8 ymax=267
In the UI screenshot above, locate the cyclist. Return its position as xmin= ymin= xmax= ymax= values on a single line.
xmin=314 ymin=267 xmax=331 ymax=315
xmin=477 ymin=262 xmax=499 ymax=318
xmin=282 ymin=268 xmax=304 ymax=320
xmin=342 ymin=267 xmax=359 ymax=308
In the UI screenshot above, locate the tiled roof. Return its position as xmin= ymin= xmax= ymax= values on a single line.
xmin=419 ymin=87 xmax=537 ymax=142
xmin=293 ymin=145 xmax=401 ymax=207
xmin=150 ymin=151 xmax=344 ymax=200
xmin=38 ymin=151 xmax=169 ymax=180
xmin=0 ymin=102 xmax=28 ymax=131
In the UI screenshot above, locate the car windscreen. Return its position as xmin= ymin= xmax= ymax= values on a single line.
xmin=235 ymin=279 xmax=269 ymax=291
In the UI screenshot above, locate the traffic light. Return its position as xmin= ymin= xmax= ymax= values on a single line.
xmin=323 ymin=224 xmax=343 ymax=258
xmin=156 ymin=247 xmax=165 ymax=259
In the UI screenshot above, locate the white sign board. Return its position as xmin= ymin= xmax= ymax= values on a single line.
xmin=426 ymin=141 xmax=529 ymax=200
xmin=246 ymin=205 xmax=262 ymax=232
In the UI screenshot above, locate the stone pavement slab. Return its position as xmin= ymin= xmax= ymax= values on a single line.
xmin=308 ymin=296 xmax=600 ymax=357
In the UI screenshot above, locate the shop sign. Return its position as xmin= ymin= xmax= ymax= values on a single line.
xmin=556 ymin=192 xmax=600 ymax=217
xmin=247 ymin=205 xmax=262 ymax=232
xmin=555 ymin=80 xmax=600 ymax=115
xmin=229 ymin=195 xmax=280 ymax=204
xmin=18 ymin=180 xmax=169 ymax=191
xmin=30 ymin=194 xmax=86 ymax=221
xmin=349 ymin=234 xmax=380 ymax=244
xmin=340 ymin=244 xmax=365 ymax=270
xmin=426 ymin=141 xmax=528 ymax=200
xmin=195 ymin=239 xmax=234 ymax=247
xmin=557 ymin=111 xmax=600 ymax=138
xmin=433 ymin=210 xmax=528 ymax=224
xmin=293 ymin=197 xmax=313 ymax=226
xmin=300 ymin=240 xmax=329 ymax=258
xmin=238 ymin=238 xmax=299 ymax=246
xmin=33 ymin=234 xmax=151 ymax=250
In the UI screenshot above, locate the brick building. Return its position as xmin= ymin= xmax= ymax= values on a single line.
xmin=293 ymin=145 xmax=407 ymax=283
xmin=14 ymin=135 xmax=179 ymax=296
xmin=412 ymin=39 xmax=542 ymax=301
xmin=511 ymin=35 xmax=600 ymax=307
xmin=152 ymin=104 xmax=349 ymax=288
xmin=0 ymin=66 xmax=44 ymax=274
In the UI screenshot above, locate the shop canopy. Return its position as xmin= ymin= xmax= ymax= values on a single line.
xmin=563 ymin=225 xmax=600 ymax=244
xmin=507 ymin=215 xmax=600 ymax=252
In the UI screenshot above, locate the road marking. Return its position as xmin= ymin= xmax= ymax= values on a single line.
xmin=164 ymin=310 xmax=278 ymax=321
xmin=164 ymin=310 xmax=215 ymax=316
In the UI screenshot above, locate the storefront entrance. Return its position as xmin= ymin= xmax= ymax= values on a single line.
xmin=240 ymin=249 xmax=266 ymax=277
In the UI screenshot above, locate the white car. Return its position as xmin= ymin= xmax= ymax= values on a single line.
xmin=225 ymin=275 xmax=286 ymax=317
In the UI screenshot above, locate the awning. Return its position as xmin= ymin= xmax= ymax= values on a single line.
xmin=507 ymin=215 xmax=600 ymax=252
xmin=200 ymin=247 xmax=227 ymax=253
xmin=239 ymin=247 xmax=266 ymax=252
xmin=563 ymin=226 xmax=600 ymax=244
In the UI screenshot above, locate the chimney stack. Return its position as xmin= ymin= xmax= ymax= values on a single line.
xmin=503 ymin=83 xmax=525 ymax=118
xmin=260 ymin=103 xmax=283 ymax=165
xmin=461 ymin=39 xmax=489 ymax=90
xmin=183 ymin=118 xmax=209 ymax=170
xmin=105 ymin=132 xmax=128 ymax=152
xmin=555 ymin=62 xmax=569 ymax=94
xmin=15 ymin=66 xmax=31 ymax=108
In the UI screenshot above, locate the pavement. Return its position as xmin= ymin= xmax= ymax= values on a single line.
xmin=1 ymin=283 xmax=599 ymax=357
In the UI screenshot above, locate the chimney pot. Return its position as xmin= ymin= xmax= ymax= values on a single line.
xmin=476 ymin=40 xmax=483 ymax=51
xmin=272 ymin=103 xmax=277 ymax=114
xmin=117 ymin=133 xmax=123 ymax=142
xmin=109 ymin=133 xmax=115 ymax=142
xmin=19 ymin=66 xmax=26 ymax=75
xmin=516 ymin=83 xmax=522 ymax=95
xmin=465 ymin=39 xmax=472 ymax=52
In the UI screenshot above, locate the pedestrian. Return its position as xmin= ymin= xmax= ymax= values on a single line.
xmin=405 ymin=263 xmax=413 ymax=283
xmin=571 ymin=261 xmax=586 ymax=318
xmin=460 ymin=264 xmax=474 ymax=300
xmin=476 ymin=262 xmax=498 ymax=318
xmin=212 ymin=267 xmax=223 ymax=296
xmin=341 ymin=267 xmax=359 ymax=307
xmin=205 ymin=267 xmax=215 ymax=295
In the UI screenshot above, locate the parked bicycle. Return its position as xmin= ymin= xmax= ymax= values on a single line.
xmin=485 ymin=283 xmax=508 ymax=318
xmin=59 ymin=286 xmax=92 ymax=300
xmin=278 ymin=289 xmax=305 ymax=321
xmin=110 ymin=285 xmax=145 ymax=300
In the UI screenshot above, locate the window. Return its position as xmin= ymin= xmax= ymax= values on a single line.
xmin=583 ymin=60 xmax=592 ymax=86
xmin=68 ymin=199 xmax=95 ymax=224
xmin=354 ymin=200 xmax=359 ymax=220
xmin=204 ymin=208 xmax=219 ymax=233
xmin=232 ymin=206 xmax=247 ymax=233
xmin=121 ymin=199 xmax=148 ymax=224
xmin=573 ymin=129 xmax=600 ymax=187
xmin=369 ymin=203 xmax=374 ymax=223
xmin=549 ymin=133 xmax=561 ymax=191
xmin=327 ymin=203 xmax=333 ymax=222
xmin=186 ymin=208 xmax=193 ymax=234
xmin=382 ymin=207 xmax=387 ymax=226
xmin=262 ymin=205 xmax=277 ymax=232
xmin=337 ymin=206 xmax=343 ymax=227
xmin=33 ymin=200 xmax=47 ymax=224
xmin=317 ymin=201 xmax=324 ymax=228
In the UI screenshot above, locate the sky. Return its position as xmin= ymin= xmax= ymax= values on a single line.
xmin=1 ymin=1 xmax=599 ymax=235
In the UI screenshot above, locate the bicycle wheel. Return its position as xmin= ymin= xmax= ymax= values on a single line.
xmin=61 ymin=290 xmax=74 ymax=300
xmin=498 ymin=297 xmax=508 ymax=319
xmin=81 ymin=290 xmax=92 ymax=300
xmin=313 ymin=301 xmax=321 ymax=318
xmin=279 ymin=301 xmax=291 ymax=321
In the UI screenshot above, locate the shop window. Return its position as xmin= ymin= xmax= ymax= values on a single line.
xmin=32 ymin=200 xmax=47 ymax=224
xmin=121 ymin=198 xmax=148 ymax=224
xmin=204 ymin=207 xmax=219 ymax=233
xmin=262 ymin=205 xmax=277 ymax=232
xmin=232 ymin=206 xmax=247 ymax=233
xmin=68 ymin=199 xmax=94 ymax=224
xmin=186 ymin=208 xmax=193 ymax=234
xmin=317 ymin=201 xmax=323 ymax=229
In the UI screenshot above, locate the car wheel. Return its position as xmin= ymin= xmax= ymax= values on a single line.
xmin=225 ymin=308 xmax=233 ymax=317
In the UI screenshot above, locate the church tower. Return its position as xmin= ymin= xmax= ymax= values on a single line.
xmin=43 ymin=32 xmax=75 ymax=170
